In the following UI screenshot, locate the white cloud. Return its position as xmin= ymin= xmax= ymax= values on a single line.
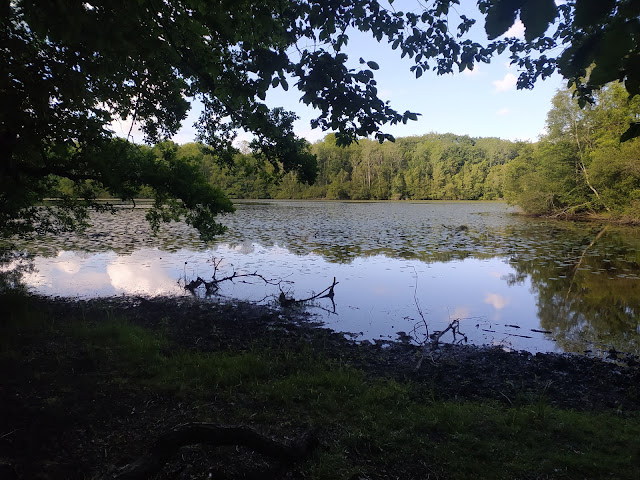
xmin=449 ymin=306 xmax=471 ymax=320
xmin=232 ymin=130 xmax=254 ymax=148
xmin=110 ymin=115 xmax=144 ymax=143
xmin=462 ymin=64 xmax=481 ymax=77
xmin=496 ymin=107 xmax=510 ymax=116
xmin=503 ymin=20 xmax=525 ymax=39
xmin=107 ymin=261 xmax=177 ymax=296
xmin=493 ymin=73 xmax=517 ymax=92
xmin=484 ymin=293 xmax=510 ymax=310
xmin=53 ymin=251 xmax=83 ymax=274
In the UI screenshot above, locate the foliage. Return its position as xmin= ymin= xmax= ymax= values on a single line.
xmin=190 ymin=133 xmax=522 ymax=201
xmin=484 ymin=0 xmax=640 ymax=134
xmin=3 ymin=0 xmax=640 ymax=238
xmin=504 ymin=82 xmax=640 ymax=217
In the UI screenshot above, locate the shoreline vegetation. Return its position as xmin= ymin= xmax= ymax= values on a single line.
xmin=2 ymin=292 xmax=639 ymax=479
xmin=52 ymin=82 xmax=640 ymax=228
xmin=519 ymin=210 xmax=640 ymax=227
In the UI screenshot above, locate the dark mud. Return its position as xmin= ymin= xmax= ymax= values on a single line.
xmin=1 ymin=295 xmax=639 ymax=479
xmin=59 ymin=295 xmax=638 ymax=412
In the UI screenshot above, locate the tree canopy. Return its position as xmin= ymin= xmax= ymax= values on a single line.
xmin=188 ymin=133 xmax=520 ymax=201
xmin=2 ymin=0 xmax=639 ymax=239
xmin=503 ymin=82 xmax=640 ymax=218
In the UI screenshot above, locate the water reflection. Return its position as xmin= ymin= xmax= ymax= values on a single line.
xmin=484 ymin=293 xmax=510 ymax=310
xmin=17 ymin=245 xmax=556 ymax=352
xmin=506 ymin=227 xmax=640 ymax=356
xmin=22 ymin=250 xmax=185 ymax=297
xmin=4 ymin=201 xmax=640 ymax=355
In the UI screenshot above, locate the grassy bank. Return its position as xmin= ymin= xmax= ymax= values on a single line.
xmin=1 ymin=292 xmax=639 ymax=479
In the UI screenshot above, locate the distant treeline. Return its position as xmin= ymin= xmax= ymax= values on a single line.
xmin=175 ymin=133 xmax=521 ymax=202
xmin=58 ymin=82 xmax=640 ymax=221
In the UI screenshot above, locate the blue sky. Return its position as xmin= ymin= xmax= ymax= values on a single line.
xmin=257 ymin=0 xmax=566 ymax=144
xmin=114 ymin=1 xmax=566 ymax=145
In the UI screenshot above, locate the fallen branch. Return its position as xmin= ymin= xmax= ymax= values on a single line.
xmin=550 ymin=202 xmax=594 ymax=218
xmin=531 ymin=328 xmax=552 ymax=334
xmin=414 ymin=319 xmax=469 ymax=371
xmin=184 ymin=271 xmax=279 ymax=295
xmin=429 ymin=318 xmax=468 ymax=346
xmin=183 ymin=257 xmax=288 ymax=295
xmin=411 ymin=267 xmax=428 ymax=339
xmin=103 ymin=423 xmax=317 ymax=480
xmin=278 ymin=277 xmax=338 ymax=310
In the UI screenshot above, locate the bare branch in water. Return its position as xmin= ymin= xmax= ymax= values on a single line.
xmin=409 ymin=268 xmax=470 ymax=370
xmin=182 ymin=259 xmax=337 ymax=312
xmin=279 ymin=277 xmax=338 ymax=312
xmin=182 ymin=257 xmax=290 ymax=295
xmin=411 ymin=267 xmax=428 ymax=339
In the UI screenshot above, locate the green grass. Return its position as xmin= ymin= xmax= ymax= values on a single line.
xmin=3 ymin=292 xmax=640 ymax=479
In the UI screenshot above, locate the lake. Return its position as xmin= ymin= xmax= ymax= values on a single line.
xmin=6 ymin=200 xmax=640 ymax=356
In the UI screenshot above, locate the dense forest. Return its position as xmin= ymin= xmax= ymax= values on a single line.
xmin=174 ymin=132 xmax=520 ymax=202
xmin=503 ymin=82 xmax=640 ymax=219
xmin=58 ymin=82 xmax=640 ymax=221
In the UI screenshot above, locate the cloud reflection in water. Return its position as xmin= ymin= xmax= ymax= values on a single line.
xmin=20 ymin=244 xmax=557 ymax=352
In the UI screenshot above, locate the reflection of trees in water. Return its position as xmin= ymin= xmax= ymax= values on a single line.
xmin=5 ymin=203 xmax=583 ymax=264
xmin=0 ymin=250 xmax=35 ymax=291
xmin=508 ymin=229 xmax=640 ymax=355
xmin=6 ymin=205 xmax=640 ymax=356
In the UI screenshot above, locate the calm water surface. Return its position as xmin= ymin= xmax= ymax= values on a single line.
xmin=8 ymin=201 xmax=640 ymax=356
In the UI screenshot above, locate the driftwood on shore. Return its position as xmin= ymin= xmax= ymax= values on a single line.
xmin=103 ymin=423 xmax=317 ymax=480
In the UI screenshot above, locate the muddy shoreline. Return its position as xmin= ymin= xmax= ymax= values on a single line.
xmin=2 ymin=293 xmax=640 ymax=479
xmin=33 ymin=295 xmax=640 ymax=412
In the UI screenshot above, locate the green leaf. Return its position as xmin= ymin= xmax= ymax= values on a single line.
xmin=574 ymin=0 xmax=616 ymax=29
xmin=625 ymin=67 xmax=640 ymax=97
xmin=484 ymin=0 xmax=520 ymax=40
xmin=405 ymin=112 xmax=418 ymax=121
xmin=588 ymin=24 xmax=634 ymax=88
xmin=366 ymin=61 xmax=380 ymax=70
xmin=520 ymin=0 xmax=557 ymax=42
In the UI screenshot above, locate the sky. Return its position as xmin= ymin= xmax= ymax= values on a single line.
xmin=112 ymin=1 xmax=566 ymax=145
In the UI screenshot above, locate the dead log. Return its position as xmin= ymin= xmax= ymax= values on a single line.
xmin=104 ymin=422 xmax=317 ymax=480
